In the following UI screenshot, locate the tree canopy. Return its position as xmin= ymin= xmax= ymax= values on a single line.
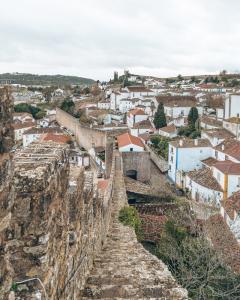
xmin=188 ymin=107 xmax=199 ymax=128
xmin=154 ymin=103 xmax=167 ymax=129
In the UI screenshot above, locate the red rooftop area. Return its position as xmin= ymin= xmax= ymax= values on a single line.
xmin=117 ymin=132 xmax=144 ymax=149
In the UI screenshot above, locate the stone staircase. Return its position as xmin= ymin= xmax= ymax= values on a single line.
xmin=81 ymin=155 xmax=188 ymax=299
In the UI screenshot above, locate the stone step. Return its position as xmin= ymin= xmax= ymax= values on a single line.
xmin=81 ymin=284 xmax=139 ymax=298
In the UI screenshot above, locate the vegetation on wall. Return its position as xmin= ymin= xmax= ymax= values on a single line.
xmin=119 ymin=206 xmax=143 ymax=240
xmin=150 ymin=135 xmax=170 ymax=160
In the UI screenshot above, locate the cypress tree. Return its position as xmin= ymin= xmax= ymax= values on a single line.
xmin=154 ymin=103 xmax=167 ymax=129
xmin=188 ymin=107 xmax=199 ymax=128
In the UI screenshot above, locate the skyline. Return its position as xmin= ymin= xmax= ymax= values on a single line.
xmin=1 ymin=0 xmax=240 ymax=80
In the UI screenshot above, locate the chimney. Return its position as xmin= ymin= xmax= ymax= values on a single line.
xmin=194 ymin=139 xmax=198 ymax=146
xmin=179 ymin=139 xmax=183 ymax=147
xmin=222 ymin=144 xmax=225 ymax=151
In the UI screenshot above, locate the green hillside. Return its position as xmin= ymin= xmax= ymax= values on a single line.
xmin=0 ymin=73 xmax=95 ymax=86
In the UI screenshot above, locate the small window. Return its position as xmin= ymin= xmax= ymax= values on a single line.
xmin=130 ymin=147 xmax=133 ymax=152
xmin=215 ymin=151 xmax=218 ymax=159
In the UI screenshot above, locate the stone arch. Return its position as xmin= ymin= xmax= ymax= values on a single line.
xmin=126 ymin=169 xmax=137 ymax=180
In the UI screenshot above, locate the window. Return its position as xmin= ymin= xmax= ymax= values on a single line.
xmin=171 ymin=156 xmax=173 ymax=163
xmin=225 ymin=155 xmax=229 ymax=160
xmin=171 ymin=147 xmax=174 ymax=153
xmin=215 ymin=151 xmax=218 ymax=159
xmin=130 ymin=147 xmax=133 ymax=152
xmin=238 ymin=177 xmax=240 ymax=187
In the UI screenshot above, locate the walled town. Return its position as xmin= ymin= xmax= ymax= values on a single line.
xmin=1 ymin=70 xmax=240 ymax=299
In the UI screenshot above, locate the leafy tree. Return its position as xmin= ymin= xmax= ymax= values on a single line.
xmin=35 ymin=110 xmax=46 ymax=119
xmin=154 ymin=103 xmax=167 ymax=129
xmin=60 ymin=98 xmax=75 ymax=114
xmin=150 ymin=136 xmax=170 ymax=160
xmin=14 ymin=103 xmax=42 ymax=119
xmin=188 ymin=107 xmax=199 ymax=129
xmin=156 ymin=220 xmax=240 ymax=299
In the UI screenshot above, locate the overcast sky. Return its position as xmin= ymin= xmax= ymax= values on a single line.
xmin=0 ymin=0 xmax=239 ymax=80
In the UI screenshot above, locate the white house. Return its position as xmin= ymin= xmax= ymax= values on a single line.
xmin=224 ymin=94 xmax=240 ymax=119
xmin=186 ymin=167 xmax=223 ymax=206
xmin=97 ymin=99 xmax=111 ymax=110
xmin=127 ymin=108 xmax=148 ymax=128
xmin=13 ymin=122 xmax=35 ymax=142
xmin=23 ymin=127 xmax=64 ymax=147
xmin=223 ymin=117 xmax=240 ymax=139
xmin=158 ymin=125 xmax=178 ymax=138
xmin=200 ymin=116 xmax=223 ymax=129
xmin=168 ymin=139 xmax=212 ymax=186
xmin=130 ymin=119 xmax=153 ymax=137
xmin=213 ymin=139 xmax=240 ymax=163
xmin=126 ymin=86 xmax=155 ymax=98
xmin=119 ymin=98 xmax=138 ymax=113
xmin=69 ymin=150 xmax=90 ymax=168
xmin=117 ymin=132 xmax=144 ymax=152
xmin=13 ymin=112 xmax=35 ymax=124
xmin=201 ymin=129 xmax=234 ymax=147
xmin=221 ymin=191 xmax=240 ymax=240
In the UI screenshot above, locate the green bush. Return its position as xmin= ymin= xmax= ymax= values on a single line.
xmin=119 ymin=206 xmax=143 ymax=240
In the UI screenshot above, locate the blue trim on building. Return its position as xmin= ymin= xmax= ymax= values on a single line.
xmin=175 ymin=147 xmax=178 ymax=183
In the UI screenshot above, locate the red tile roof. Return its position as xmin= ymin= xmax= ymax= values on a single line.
xmin=127 ymin=86 xmax=153 ymax=93
xmin=222 ymin=191 xmax=240 ymax=220
xmin=127 ymin=108 xmax=146 ymax=116
xmin=117 ymin=132 xmax=144 ymax=149
xmin=187 ymin=168 xmax=223 ymax=192
xmin=12 ymin=122 xmax=35 ymax=130
xmin=214 ymin=139 xmax=240 ymax=161
xmin=97 ymin=179 xmax=108 ymax=191
xmin=42 ymin=133 xmax=71 ymax=144
xmin=213 ymin=160 xmax=240 ymax=175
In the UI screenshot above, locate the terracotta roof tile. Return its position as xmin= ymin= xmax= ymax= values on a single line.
xmin=214 ymin=139 xmax=240 ymax=161
xmin=213 ymin=160 xmax=240 ymax=175
xmin=187 ymin=168 xmax=223 ymax=192
xmin=222 ymin=191 xmax=240 ymax=220
xmin=117 ymin=132 xmax=144 ymax=149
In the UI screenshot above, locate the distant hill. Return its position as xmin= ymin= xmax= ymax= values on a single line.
xmin=0 ymin=73 xmax=95 ymax=86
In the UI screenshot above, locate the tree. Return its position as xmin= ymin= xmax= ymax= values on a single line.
xmin=156 ymin=220 xmax=240 ymax=299
xmin=60 ymin=98 xmax=75 ymax=115
xmin=35 ymin=110 xmax=46 ymax=120
xmin=177 ymin=74 xmax=183 ymax=81
xmin=154 ymin=103 xmax=167 ymax=129
xmin=188 ymin=107 xmax=199 ymax=128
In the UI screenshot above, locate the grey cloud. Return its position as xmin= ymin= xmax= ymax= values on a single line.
xmin=0 ymin=0 xmax=240 ymax=80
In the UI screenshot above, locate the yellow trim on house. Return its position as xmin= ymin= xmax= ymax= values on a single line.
xmin=223 ymin=174 xmax=228 ymax=200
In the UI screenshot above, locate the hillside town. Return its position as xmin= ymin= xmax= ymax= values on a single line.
xmin=2 ymin=70 xmax=240 ymax=299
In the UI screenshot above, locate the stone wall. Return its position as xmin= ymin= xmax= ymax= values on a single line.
xmin=56 ymin=108 xmax=106 ymax=151
xmin=0 ymin=87 xmax=14 ymax=154
xmin=122 ymin=151 xmax=151 ymax=183
xmin=0 ymin=142 xmax=115 ymax=299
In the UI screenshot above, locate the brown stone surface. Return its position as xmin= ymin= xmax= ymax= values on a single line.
xmin=81 ymin=154 xmax=188 ymax=299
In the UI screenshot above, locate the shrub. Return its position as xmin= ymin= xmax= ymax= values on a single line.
xmin=119 ymin=206 xmax=143 ymax=240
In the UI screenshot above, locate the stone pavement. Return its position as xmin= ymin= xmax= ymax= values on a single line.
xmin=81 ymin=155 xmax=188 ymax=299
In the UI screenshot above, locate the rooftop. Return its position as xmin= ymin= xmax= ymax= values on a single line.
xmin=132 ymin=119 xmax=152 ymax=129
xmin=214 ymin=139 xmax=240 ymax=161
xmin=213 ymin=160 xmax=240 ymax=175
xmin=202 ymin=128 xmax=234 ymax=139
xmin=117 ymin=132 xmax=144 ymax=148
xmin=127 ymin=108 xmax=147 ymax=116
xmin=170 ymin=138 xmax=211 ymax=148
xmin=201 ymin=116 xmax=223 ymax=128
xmin=222 ymin=191 xmax=240 ymax=220
xmin=159 ymin=124 xmax=177 ymax=133
xmin=187 ymin=168 xmax=223 ymax=192
xmin=224 ymin=117 xmax=240 ymax=124
xmin=127 ymin=86 xmax=153 ymax=93
xmin=156 ymin=95 xmax=196 ymax=107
